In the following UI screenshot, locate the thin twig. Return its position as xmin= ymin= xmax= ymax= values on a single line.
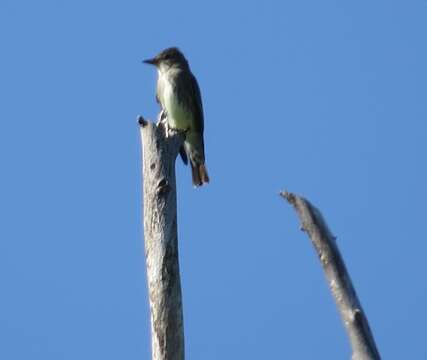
xmin=281 ymin=191 xmax=381 ymax=360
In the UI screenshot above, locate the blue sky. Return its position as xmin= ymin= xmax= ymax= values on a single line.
xmin=1 ymin=0 xmax=426 ymax=359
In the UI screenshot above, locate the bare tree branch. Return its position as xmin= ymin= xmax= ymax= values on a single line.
xmin=139 ymin=116 xmax=185 ymax=360
xmin=281 ymin=191 xmax=381 ymax=360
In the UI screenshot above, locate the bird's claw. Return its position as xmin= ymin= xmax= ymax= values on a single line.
xmin=156 ymin=110 xmax=171 ymax=138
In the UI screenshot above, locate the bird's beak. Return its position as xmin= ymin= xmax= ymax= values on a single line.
xmin=143 ymin=58 xmax=156 ymax=65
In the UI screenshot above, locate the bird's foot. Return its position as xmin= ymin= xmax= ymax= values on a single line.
xmin=156 ymin=109 xmax=167 ymax=126
xmin=164 ymin=121 xmax=171 ymax=138
xmin=156 ymin=110 xmax=171 ymax=138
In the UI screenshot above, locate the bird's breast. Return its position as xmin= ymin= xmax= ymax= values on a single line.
xmin=158 ymin=72 xmax=192 ymax=130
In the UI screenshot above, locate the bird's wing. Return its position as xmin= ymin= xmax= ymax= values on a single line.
xmin=176 ymin=70 xmax=204 ymax=134
xmin=190 ymin=72 xmax=204 ymax=134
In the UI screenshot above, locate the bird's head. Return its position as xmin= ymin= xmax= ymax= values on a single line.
xmin=143 ymin=47 xmax=189 ymax=71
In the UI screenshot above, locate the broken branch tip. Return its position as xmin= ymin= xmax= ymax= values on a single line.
xmin=138 ymin=115 xmax=148 ymax=127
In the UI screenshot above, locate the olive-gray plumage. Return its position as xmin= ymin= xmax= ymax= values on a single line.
xmin=144 ymin=47 xmax=209 ymax=186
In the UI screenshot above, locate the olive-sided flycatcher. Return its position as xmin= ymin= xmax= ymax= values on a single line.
xmin=144 ymin=47 xmax=209 ymax=187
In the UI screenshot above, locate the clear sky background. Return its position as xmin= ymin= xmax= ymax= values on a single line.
xmin=1 ymin=0 xmax=426 ymax=359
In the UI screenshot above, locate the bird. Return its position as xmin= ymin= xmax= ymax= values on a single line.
xmin=144 ymin=47 xmax=209 ymax=187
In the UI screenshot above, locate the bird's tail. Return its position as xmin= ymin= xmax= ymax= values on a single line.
xmin=191 ymin=162 xmax=210 ymax=187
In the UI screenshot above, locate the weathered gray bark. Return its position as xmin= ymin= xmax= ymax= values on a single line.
xmin=281 ymin=191 xmax=380 ymax=360
xmin=139 ymin=116 xmax=185 ymax=360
